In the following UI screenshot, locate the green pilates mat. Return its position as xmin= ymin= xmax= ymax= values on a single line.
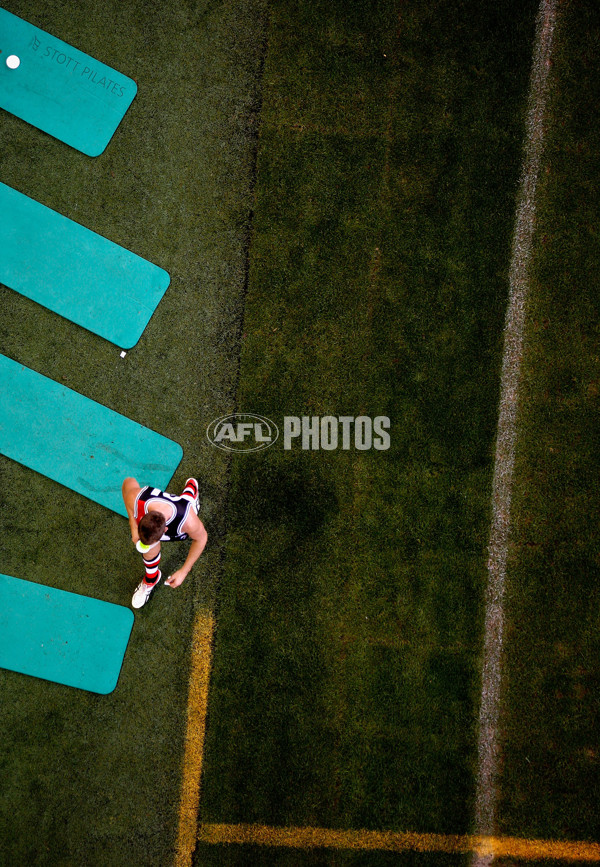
xmin=0 ymin=574 xmax=134 ymax=694
xmin=0 ymin=354 xmax=183 ymax=516
xmin=0 ymin=7 xmax=136 ymax=156
xmin=0 ymin=181 xmax=170 ymax=349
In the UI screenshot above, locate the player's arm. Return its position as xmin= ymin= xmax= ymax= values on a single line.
xmin=165 ymin=512 xmax=208 ymax=588
xmin=121 ymin=477 xmax=142 ymax=544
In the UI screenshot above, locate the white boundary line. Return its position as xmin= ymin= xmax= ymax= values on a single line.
xmin=472 ymin=2 xmax=557 ymax=864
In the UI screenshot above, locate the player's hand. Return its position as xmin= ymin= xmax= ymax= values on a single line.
xmin=165 ymin=570 xmax=187 ymax=588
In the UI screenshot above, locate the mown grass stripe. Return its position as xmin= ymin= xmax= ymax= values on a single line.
xmin=197 ymin=823 xmax=600 ymax=861
xmin=199 ymin=0 xmax=542 ymax=838
xmin=175 ymin=611 xmax=214 ymax=867
xmin=473 ymin=0 xmax=557 ymax=860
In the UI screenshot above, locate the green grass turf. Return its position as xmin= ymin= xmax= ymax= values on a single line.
xmin=0 ymin=0 xmax=267 ymax=862
xmin=198 ymin=0 xmax=538 ymax=854
xmin=196 ymin=846 xmax=467 ymax=867
xmin=497 ymin=0 xmax=600 ymax=842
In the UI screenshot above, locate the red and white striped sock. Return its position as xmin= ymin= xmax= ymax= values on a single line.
xmin=143 ymin=552 xmax=161 ymax=585
xmin=181 ymin=478 xmax=198 ymax=507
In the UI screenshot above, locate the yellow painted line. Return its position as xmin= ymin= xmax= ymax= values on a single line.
xmin=174 ymin=611 xmax=214 ymax=867
xmin=197 ymin=823 xmax=600 ymax=862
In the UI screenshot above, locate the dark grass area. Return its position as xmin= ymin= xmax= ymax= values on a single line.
xmin=497 ymin=0 xmax=600 ymax=842
xmin=0 ymin=0 xmax=267 ymax=862
xmin=199 ymin=0 xmax=537 ymax=852
xmin=194 ymin=843 xmax=469 ymax=867
xmin=4 ymin=0 xmax=597 ymax=862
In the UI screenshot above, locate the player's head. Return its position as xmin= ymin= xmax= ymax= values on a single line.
xmin=138 ymin=511 xmax=166 ymax=545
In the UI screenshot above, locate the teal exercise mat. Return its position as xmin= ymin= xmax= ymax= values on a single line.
xmin=0 ymin=355 xmax=183 ymax=516
xmin=0 ymin=181 xmax=170 ymax=349
xmin=0 ymin=573 xmax=134 ymax=694
xmin=0 ymin=7 xmax=136 ymax=156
